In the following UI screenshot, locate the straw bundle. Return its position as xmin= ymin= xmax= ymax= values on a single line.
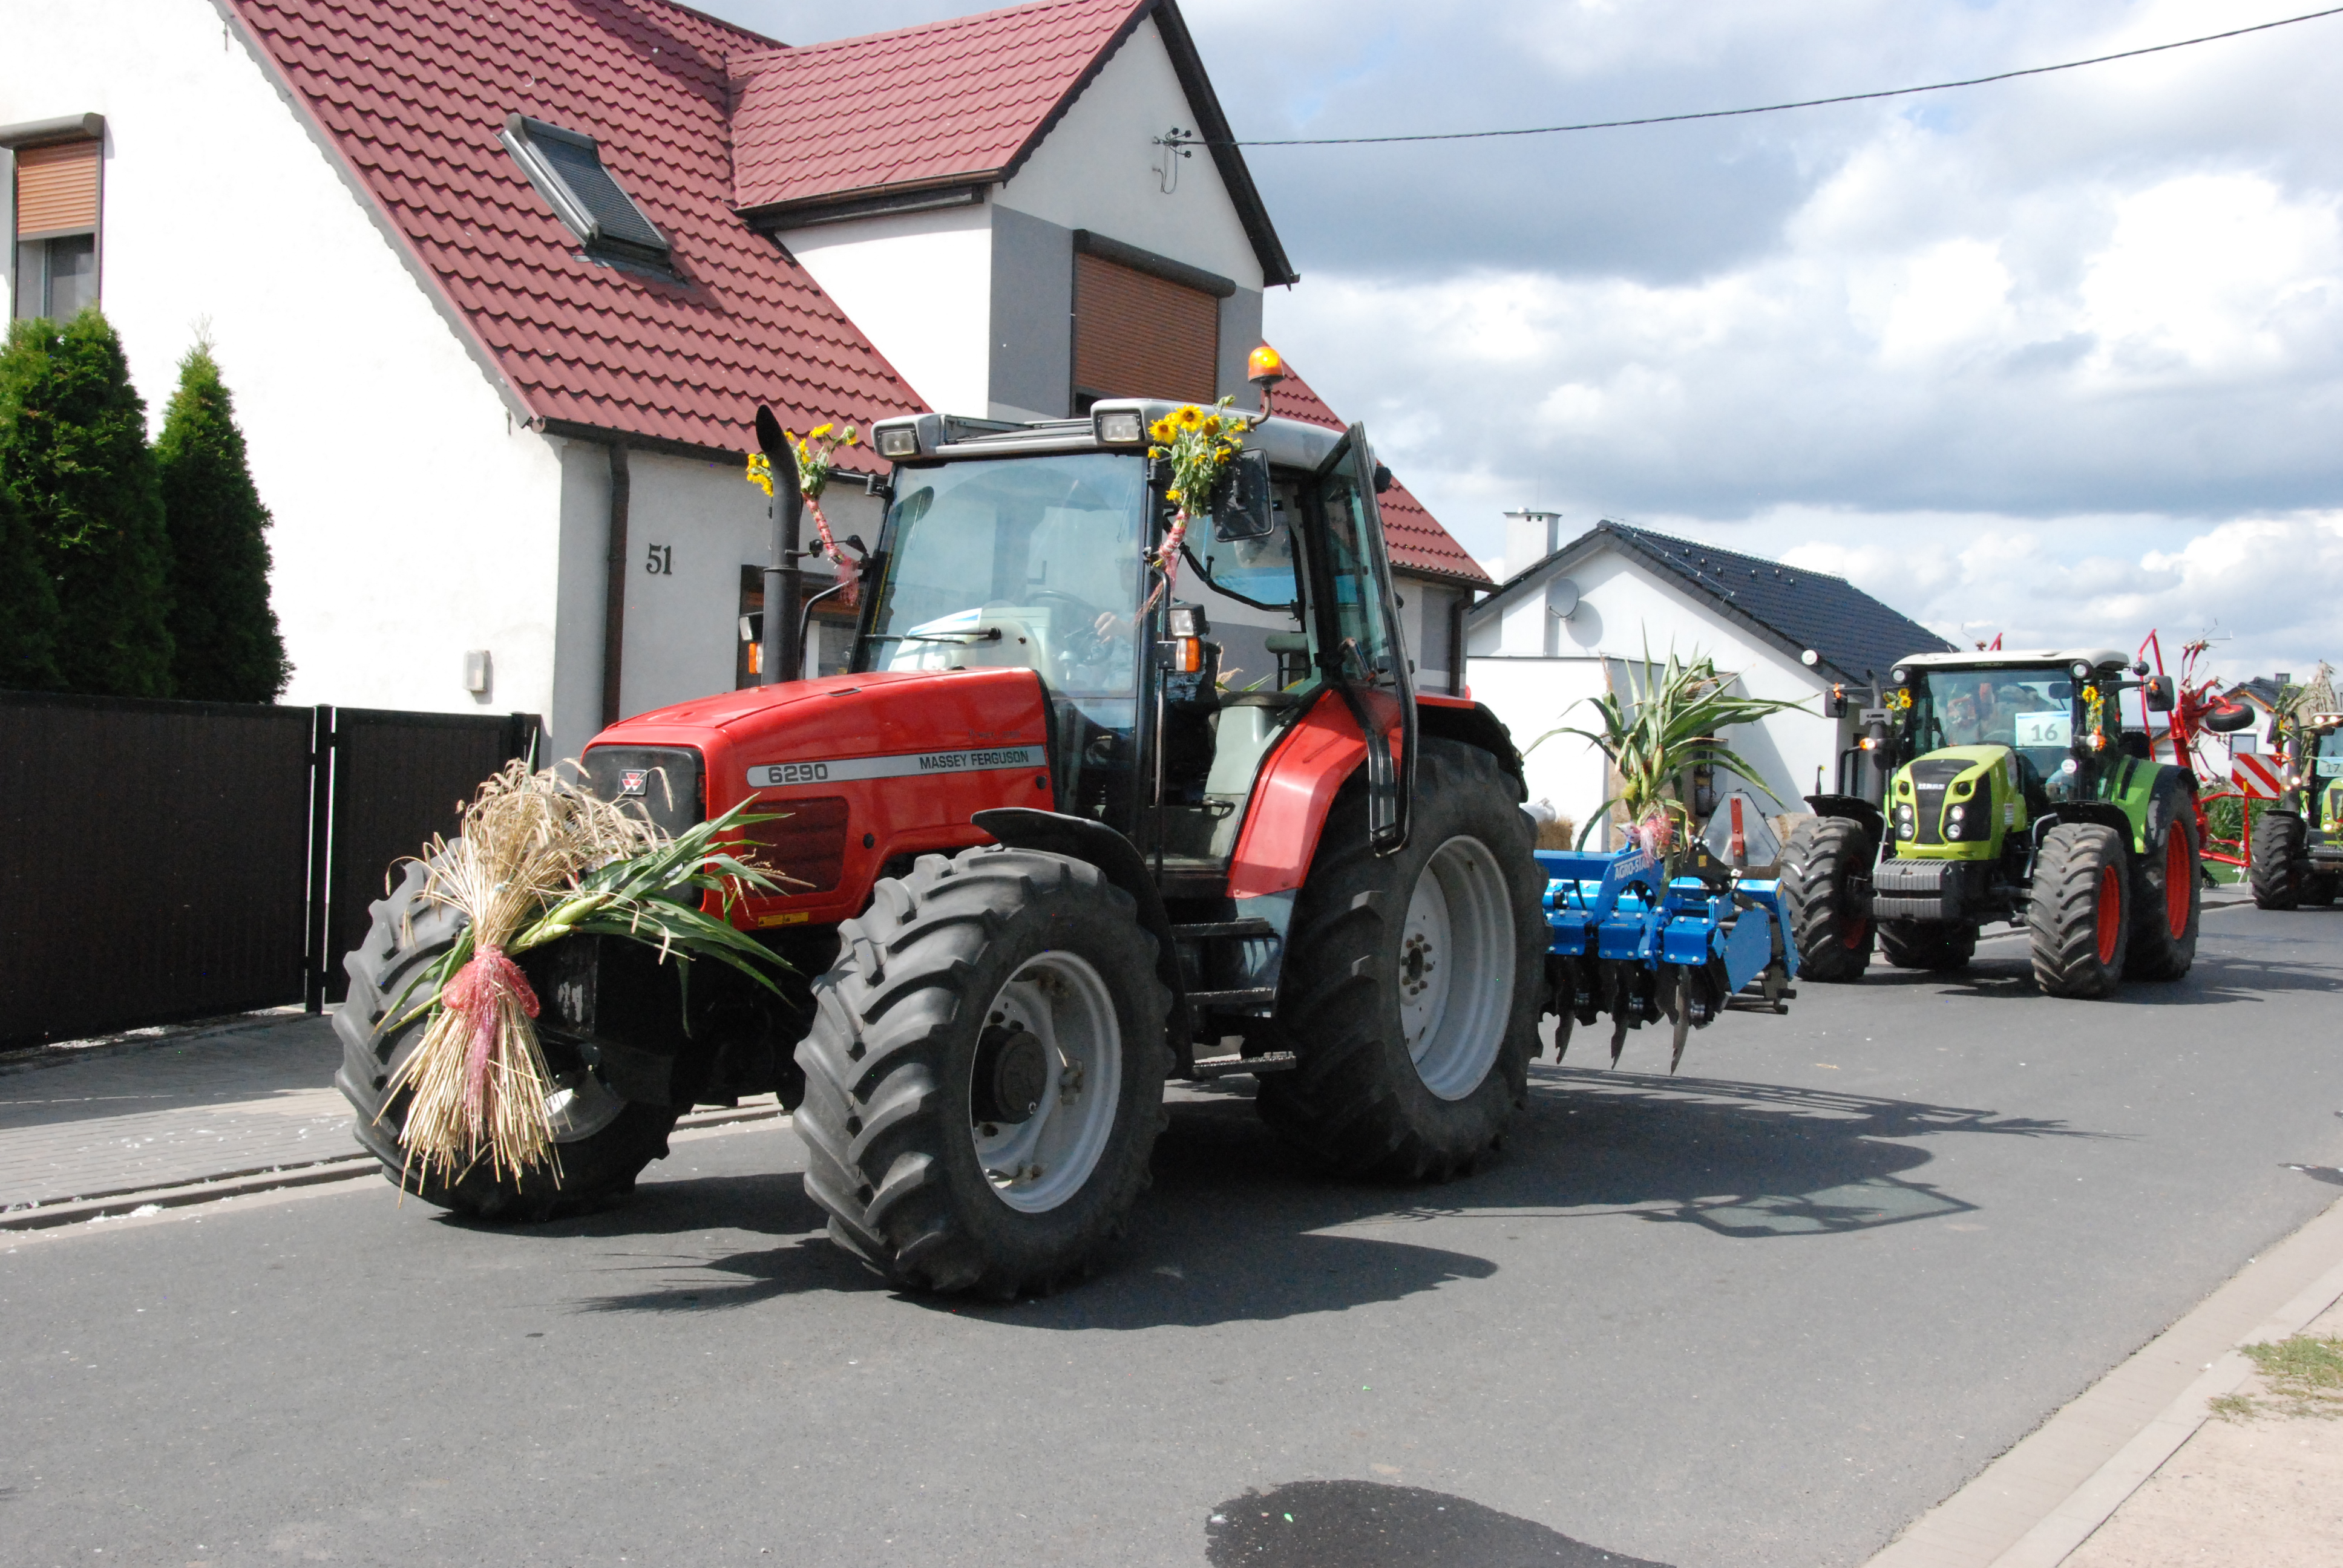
xmin=382 ymin=760 xmax=790 ymax=1194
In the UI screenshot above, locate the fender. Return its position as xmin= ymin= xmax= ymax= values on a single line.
xmin=1226 ymin=691 xmax=1374 ymax=898
xmin=1418 ymin=694 xmax=1525 ymax=789
xmin=970 ymin=807 xmax=1190 ymax=1065
xmin=1804 ymin=792 xmax=1886 ymax=845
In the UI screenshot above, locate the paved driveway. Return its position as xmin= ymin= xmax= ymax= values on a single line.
xmin=5 ymin=903 xmax=2341 ymax=1566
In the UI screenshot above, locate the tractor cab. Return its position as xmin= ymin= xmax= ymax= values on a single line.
xmin=857 ymin=398 xmax=1418 ymax=889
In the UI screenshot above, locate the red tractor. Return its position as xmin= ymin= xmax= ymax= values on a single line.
xmin=336 ymin=394 xmax=1547 ymax=1296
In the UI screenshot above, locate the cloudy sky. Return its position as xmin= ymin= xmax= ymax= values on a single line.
xmin=704 ymin=0 xmax=2343 ymax=681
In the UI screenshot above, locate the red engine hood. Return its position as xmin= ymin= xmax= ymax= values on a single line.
xmin=586 ymin=668 xmax=1053 ymax=929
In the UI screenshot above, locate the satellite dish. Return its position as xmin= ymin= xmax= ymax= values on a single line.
xmin=1545 ymin=578 xmax=1579 ymax=620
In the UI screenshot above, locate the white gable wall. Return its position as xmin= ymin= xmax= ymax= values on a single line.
xmin=1467 ymin=546 xmax=1843 ymax=837
xmin=780 ymin=15 xmax=1270 ymax=423
xmin=2 ymin=0 xmax=568 ymax=727
xmin=995 ymin=16 xmax=1265 ymax=293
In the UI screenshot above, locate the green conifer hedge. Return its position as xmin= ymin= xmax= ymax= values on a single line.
xmin=0 ymin=311 xmax=174 ymax=698
xmin=157 ymin=342 xmax=290 ymax=702
xmin=0 ymin=477 xmax=62 ymax=690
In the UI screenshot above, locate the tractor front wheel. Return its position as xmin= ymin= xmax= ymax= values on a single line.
xmin=1256 ymin=740 xmax=1545 ymax=1181
xmin=794 ymin=847 xmax=1170 ymax=1296
xmin=2028 ymin=824 xmax=2131 ymax=999
xmin=2126 ymin=815 xmax=2201 ymax=981
xmin=1781 ymin=816 xmax=1876 ymax=982
xmin=2249 ymin=812 xmax=2309 ymax=910
xmin=332 ymin=856 xmax=684 ymax=1220
xmin=1878 ymin=921 xmax=1976 ymax=972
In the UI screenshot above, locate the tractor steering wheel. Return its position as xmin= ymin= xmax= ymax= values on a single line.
xmin=1027 ymin=589 xmax=1113 ymax=664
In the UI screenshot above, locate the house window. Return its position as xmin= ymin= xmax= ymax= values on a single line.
xmin=11 ymin=136 xmax=100 ymax=321
xmin=500 ymin=114 xmax=670 ymax=271
xmin=1072 ymin=246 xmax=1222 ymax=409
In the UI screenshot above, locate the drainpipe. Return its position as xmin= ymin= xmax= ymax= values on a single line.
xmin=600 ymin=441 xmax=631 ymax=728
xmin=1449 ymin=594 xmax=1469 ymax=696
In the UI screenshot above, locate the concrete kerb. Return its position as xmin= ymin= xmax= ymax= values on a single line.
xmin=1865 ymin=1191 xmax=2343 ymax=1568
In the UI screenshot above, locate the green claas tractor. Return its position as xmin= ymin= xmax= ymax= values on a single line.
xmin=1781 ymin=649 xmax=2203 ymax=999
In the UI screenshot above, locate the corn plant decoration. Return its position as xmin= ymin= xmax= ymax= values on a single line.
xmin=1532 ymin=643 xmax=1807 ymax=855
xmin=381 ymin=760 xmax=791 ymax=1194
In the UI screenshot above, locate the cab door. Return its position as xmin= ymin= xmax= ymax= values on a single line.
xmin=1303 ymin=425 xmax=1416 ymax=854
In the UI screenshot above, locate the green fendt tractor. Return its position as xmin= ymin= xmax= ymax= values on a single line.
xmin=2249 ymin=705 xmax=2343 ymax=910
xmin=1781 ymin=649 xmax=2203 ymax=999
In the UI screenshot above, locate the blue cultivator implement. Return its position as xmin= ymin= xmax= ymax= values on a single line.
xmin=1536 ymin=843 xmax=1800 ymax=1070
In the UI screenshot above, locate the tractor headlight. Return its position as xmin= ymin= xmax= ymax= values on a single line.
xmin=1947 ymin=803 xmax=1968 ymax=839
xmin=874 ymin=425 xmax=920 ymax=459
xmin=1895 ymin=803 xmax=1917 ymax=840
xmin=1095 ymin=410 xmax=1145 ymax=445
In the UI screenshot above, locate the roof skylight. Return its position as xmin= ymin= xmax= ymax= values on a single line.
xmin=501 ymin=113 xmax=670 ymax=270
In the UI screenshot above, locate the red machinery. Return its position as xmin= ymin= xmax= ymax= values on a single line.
xmin=2132 ymin=632 xmax=2258 ymax=871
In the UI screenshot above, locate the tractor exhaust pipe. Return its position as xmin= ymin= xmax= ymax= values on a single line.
xmin=755 ymin=406 xmax=804 ymax=684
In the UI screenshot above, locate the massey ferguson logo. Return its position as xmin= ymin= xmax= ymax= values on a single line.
xmin=618 ymin=769 xmax=650 ymax=797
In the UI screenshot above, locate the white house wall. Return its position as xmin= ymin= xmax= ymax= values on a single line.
xmin=783 ymin=202 xmax=994 ymax=417
xmin=1466 ymin=655 xmax=1611 ymax=841
xmin=600 ymin=451 xmax=885 ymax=722
xmin=2 ymin=0 xmax=568 ymax=728
xmin=1467 ymin=548 xmax=1842 ymax=832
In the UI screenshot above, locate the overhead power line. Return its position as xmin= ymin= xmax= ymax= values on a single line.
xmin=1169 ymin=5 xmax=2343 ymax=148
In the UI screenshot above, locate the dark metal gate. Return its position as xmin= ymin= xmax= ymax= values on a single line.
xmin=0 ymin=691 xmax=539 ymax=1050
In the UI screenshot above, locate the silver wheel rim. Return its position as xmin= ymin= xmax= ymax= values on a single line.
xmin=1399 ymin=835 xmax=1516 ymax=1101
xmin=970 ymin=950 xmax=1124 ymax=1214
xmin=542 ymin=1069 xmax=628 ymax=1142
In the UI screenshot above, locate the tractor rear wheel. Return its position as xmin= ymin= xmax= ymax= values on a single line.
xmin=2028 ymin=824 xmax=2131 ymax=999
xmin=332 ymin=856 xmax=684 ymax=1220
xmin=1781 ymin=816 xmax=1875 ymax=982
xmin=2249 ymin=812 xmax=2309 ymax=909
xmin=1256 ymin=740 xmax=1545 ymax=1181
xmin=2125 ymin=815 xmax=2201 ymax=981
xmin=794 ymin=847 xmax=1170 ymax=1296
xmin=1878 ymin=920 xmax=1976 ymax=971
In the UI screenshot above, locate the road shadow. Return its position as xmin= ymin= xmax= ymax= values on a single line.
xmin=562 ymin=1067 xmax=2090 ymax=1325
xmin=1205 ymin=1480 xmax=1673 ymax=1567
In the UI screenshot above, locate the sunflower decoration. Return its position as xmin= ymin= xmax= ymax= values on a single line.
xmin=745 ymin=422 xmax=863 ymax=606
xmin=1144 ymin=394 xmax=1256 ymax=610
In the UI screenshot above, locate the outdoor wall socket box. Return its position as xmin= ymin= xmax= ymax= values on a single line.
xmin=464 ymin=649 xmax=492 ymax=695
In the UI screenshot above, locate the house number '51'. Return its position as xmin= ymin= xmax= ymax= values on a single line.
xmin=645 ymin=544 xmax=673 ymax=575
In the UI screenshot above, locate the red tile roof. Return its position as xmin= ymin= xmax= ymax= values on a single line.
xmin=225 ymin=0 xmax=919 ymax=465
xmin=1268 ymin=362 xmax=1489 ymax=586
xmin=730 ymin=0 xmax=1146 ymax=215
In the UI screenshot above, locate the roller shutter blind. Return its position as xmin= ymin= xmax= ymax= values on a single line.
xmin=15 ymin=140 xmax=99 ymax=237
xmin=1072 ymin=252 xmax=1217 ymax=405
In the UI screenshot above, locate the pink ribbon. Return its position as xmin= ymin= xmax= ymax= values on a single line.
xmin=809 ymin=496 xmax=859 ymax=609
xmin=440 ymin=944 xmax=539 ymax=1125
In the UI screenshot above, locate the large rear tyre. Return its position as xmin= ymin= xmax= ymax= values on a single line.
xmin=2126 ymin=814 xmax=2201 ymax=981
xmin=2028 ymin=824 xmax=2131 ymax=999
xmin=2249 ymin=812 xmax=2309 ymax=910
xmin=1255 ymin=740 xmax=1545 ymax=1181
xmin=1878 ymin=920 xmax=1976 ymax=972
xmin=793 ymin=847 xmax=1170 ymax=1297
xmin=332 ymin=856 xmax=684 ymax=1221
xmin=1781 ymin=816 xmax=1875 ymax=982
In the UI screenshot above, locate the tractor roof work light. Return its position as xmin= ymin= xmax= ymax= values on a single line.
xmin=1095 ymin=409 xmax=1145 ymax=445
xmin=874 ymin=421 xmax=921 ymax=460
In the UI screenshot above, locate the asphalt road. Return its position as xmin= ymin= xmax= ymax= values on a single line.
xmin=7 ymin=903 xmax=2343 ymax=1568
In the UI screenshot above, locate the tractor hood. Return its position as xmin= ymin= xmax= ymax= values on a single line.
xmin=1889 ymin=745 xmax=2022 ymax=860
xmin=583 ymin=668 xmax=1055 ymax=929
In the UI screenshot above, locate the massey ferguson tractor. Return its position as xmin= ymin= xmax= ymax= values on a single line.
xmin=336 ymin=389 xmax=1797 ymax=1297
xmin=1781 ymin=649 xmax=2209 ymax=999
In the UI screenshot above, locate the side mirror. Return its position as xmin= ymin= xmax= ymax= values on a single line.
xmin=2146 ymin=676 xmax=2176 ymax=713
xmin=2204 ymin=701 xmax=2256 ymax=734
xmin=1372 ymin=462 xmax=1394 ymax=495
xmin=1211 ymin=450 xmax=1276 ymax=542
